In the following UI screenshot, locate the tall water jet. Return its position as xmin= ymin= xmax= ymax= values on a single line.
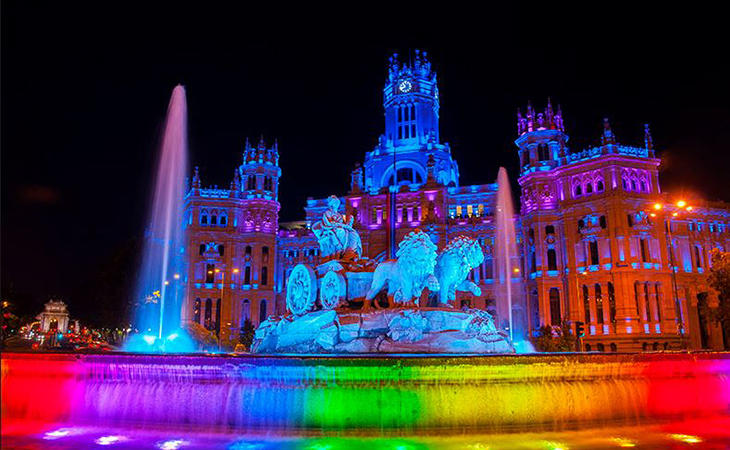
xmin=494 ymin=167 xmax=527 ymax=344
xmin=126 ymin=85 xmax=192 ymax=352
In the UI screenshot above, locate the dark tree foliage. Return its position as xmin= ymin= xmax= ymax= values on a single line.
xmin=239 ymin=318 xmax=256 ymax=351
xmin=533 ymin=320 xmax=576 ymax=352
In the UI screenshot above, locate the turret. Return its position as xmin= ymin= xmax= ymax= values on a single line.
xmin=240 ymin=136 xmax=281 ymax=200
xmin=515 ymin=99 xmax=569 ymax=175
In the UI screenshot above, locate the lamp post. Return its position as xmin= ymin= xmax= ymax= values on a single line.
xmin=649 ymin=200 xmax=691 ymax=349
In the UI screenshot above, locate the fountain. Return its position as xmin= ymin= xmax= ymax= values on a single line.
xmin=494 ymin=167 xmax=530 ymax=348
xmin=124 ymin=85 xmax=193 ymax=353
xmin=3 ymin=93 xmax=730 ymax=447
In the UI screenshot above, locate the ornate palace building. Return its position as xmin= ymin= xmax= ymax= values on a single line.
xmin=182 ymin=51 xmax=730 ymax=351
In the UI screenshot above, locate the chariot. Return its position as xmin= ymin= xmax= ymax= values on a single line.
xmin=285 ymin=259 xmax=376 ymax=315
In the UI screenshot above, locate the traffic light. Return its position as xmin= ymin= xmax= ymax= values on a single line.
xmin=575 ymin=321 xmax=585 ymax=337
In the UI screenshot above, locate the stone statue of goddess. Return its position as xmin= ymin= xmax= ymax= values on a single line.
xmin=312 ymin=195 xmax=362 ymax=261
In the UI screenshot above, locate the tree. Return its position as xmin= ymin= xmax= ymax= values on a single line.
xmin=708 ymin=249 xmax=730 ymax=348
xmin=533 ymin=319 xmax=576 ymax=352
xmin=239 ymin=319 xmax=256 ymax=351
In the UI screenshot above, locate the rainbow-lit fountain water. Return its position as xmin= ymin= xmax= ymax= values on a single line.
xmin=124 ymin=85 xmax=193 ymax=353
xmin=494 ymin=167 xmax=530 ymax=350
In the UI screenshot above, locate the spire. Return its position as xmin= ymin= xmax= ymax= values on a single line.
xmin=644 ymin=123 xmax=653 ymax=150
xmin=600 ymin=118 xmax=616 ymax=145
xmin=192 ymin=166 xmax=200 ymax=189
xmin=230 ymin=168 xmax=241 ymax=191
xmin=350 ymin=162 xmax=363 ymax=193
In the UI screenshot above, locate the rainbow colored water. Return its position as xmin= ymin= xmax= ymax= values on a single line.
xmin=3 ymin=352 xmax=730 ymax=444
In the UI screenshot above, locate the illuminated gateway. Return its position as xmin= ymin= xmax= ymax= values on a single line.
xmin=182 ymin=51 xmax=730 ymax=351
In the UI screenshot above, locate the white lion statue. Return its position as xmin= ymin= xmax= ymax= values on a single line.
xmin=433 ymin=236 xmax=484 ymax=306
xmin=366 ymin=229 xmax=439 ymax=306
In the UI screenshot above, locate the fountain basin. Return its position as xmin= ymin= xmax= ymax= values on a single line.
xmin=2 ymin=351 xmax=730 ymax=435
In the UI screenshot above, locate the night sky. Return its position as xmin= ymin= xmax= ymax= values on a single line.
xmin=2 ymin=4 xmax=729 ymax=323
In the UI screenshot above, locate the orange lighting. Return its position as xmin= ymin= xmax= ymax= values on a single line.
xmin=676 ymin=200 xmax=687 ymax=208
xmin=650 ymin=213 xmax=657 ymax=217
xmin=233 ymin=268 xmax=240 ymax=274
xmin=653 ymin=203 xmax=662 ymax=210
xmin=207 ymin=270 xmax=213 ymax=274
xmin=215 ymin=269 xmax=221 ymax=273
xmin=513 ymin=268 xmax=520 ymax=273
xmin=687 ymin=206 xmax=693 ymax=211
xmin=672 ymin=212 xmax=678 ymax=217
xmin=173 ymin=273 xmax=180 ymax=279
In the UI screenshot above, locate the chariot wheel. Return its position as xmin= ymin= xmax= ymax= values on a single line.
xmin=286 ymin=264 xmax=317 ymax=315
xmin=319 ymin=270 xmax=346 ymax=310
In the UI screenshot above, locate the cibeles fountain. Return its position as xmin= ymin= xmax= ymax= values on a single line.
xmin=253 ymin=194 xmax=514 ymax=354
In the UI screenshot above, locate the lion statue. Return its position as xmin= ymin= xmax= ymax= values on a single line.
xmin=433 ymin=236 xmax=484 ymax=306
xmin=366 ymin=229 xmax=439 ymax=306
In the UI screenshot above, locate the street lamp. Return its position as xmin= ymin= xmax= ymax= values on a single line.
xmin=649 ymin=200 xmax=691 ymax=349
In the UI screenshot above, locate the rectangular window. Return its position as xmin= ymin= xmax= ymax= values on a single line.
xmin=589 ymin=241 xmax=599 ymax=265
xmin=640 ymin=238 xmax=648 ymax=263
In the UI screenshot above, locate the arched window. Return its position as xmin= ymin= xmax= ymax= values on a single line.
xmin=242 ymin=299 xmax=250 ymax=321
xmin=215 ymin=298 xmax=221 ymax=335
xmin=622 ymin=178 xmax=629 ymax=190
xmin=545 ymin=225 xmax=555 ymax=235
xmin=610 ymin=343 xmax=617 ymax=352
xmin=199 ymin=244 xmax=206 ymax=256
xmin=247 ymin=176 xmax=256 ymax=190
xmin=529 ymin=228 xmax=535 ymax=241
xmin=574 ymin=184 xmax=582 ymax=197
xmin=694 ymin=246 xmax=703 ymax=269
xmin=599 ymin=216 xmax=607 ymax=229
xmin=631 ymin=178 xmax=638 ymax=191
xmin=206 ymin=264 xmax=215 ymax=283
xmin=245 ymin=246 xmax=252 ymax=259
xmin=654 ymin=284 xmax=662 ymax=322
xmin=585 ymin=183 xmax=593 ymax=194
xmin=652 ymin=342 xmax=659 ymax=351
xmin=218 ymin=245 xmax=225 ymax=257
xmin=193 ymin=298 xmax=201 ymax=323
xmin=200 ymin=209 xmax=209 ymax=225
xmin=549 ymin=288 xmax=561 ymax=326
xmin=204 ymin=299 xmax=213 ymax=330
xmin=244 ymin=266 xmax=251 ymax=284
xmin=608 ymin=282 xmax=616 ymax=323
xmin=261 ymin=267 xmax=268 ymax=286
xmin=642 ymin=342 xmax=648 ymax=351
xmin=220 ymin=213 xmax=227 ymax=226
xmin=537 ymin=144 xmax=550 ymax=161
xmin=585 ymin=343 xmax=592 ymax=352
xmin=595 ymin=284 xmax=604 ymax=324
xmin=547 ymin=248 xmax=557 ymax=270
xmin=259 ymin=299 xmax=267 ymax=323
xmin=583 ymin=285 xmax=591 ymax=323
xmin=210 ymin=212 xmax=218 ymax=225
xmin=597 ymin=343 xmax=605 ymax=352
xmin=643 ymin=283 xmax=651 ymax=321
xmin=596 ymin=180 xmax=604 ymax=192
xmin=521 ymin=151 xmax=529 ymax=167
xmin=262 ymin=246 xmax=269 ymax=264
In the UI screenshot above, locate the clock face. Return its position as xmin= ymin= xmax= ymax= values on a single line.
xmin=399 ymin=80 xmax=412 ymax=93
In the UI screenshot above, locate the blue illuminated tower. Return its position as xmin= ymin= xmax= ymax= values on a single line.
xmin=362 ymin=50 xmax=459 ymax=191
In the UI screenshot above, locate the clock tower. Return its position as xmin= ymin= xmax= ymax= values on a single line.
xmin=383 ymin=49 xmax=440 ymax=147
xmin=362 ymin=50 xmax=458 ymax=191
